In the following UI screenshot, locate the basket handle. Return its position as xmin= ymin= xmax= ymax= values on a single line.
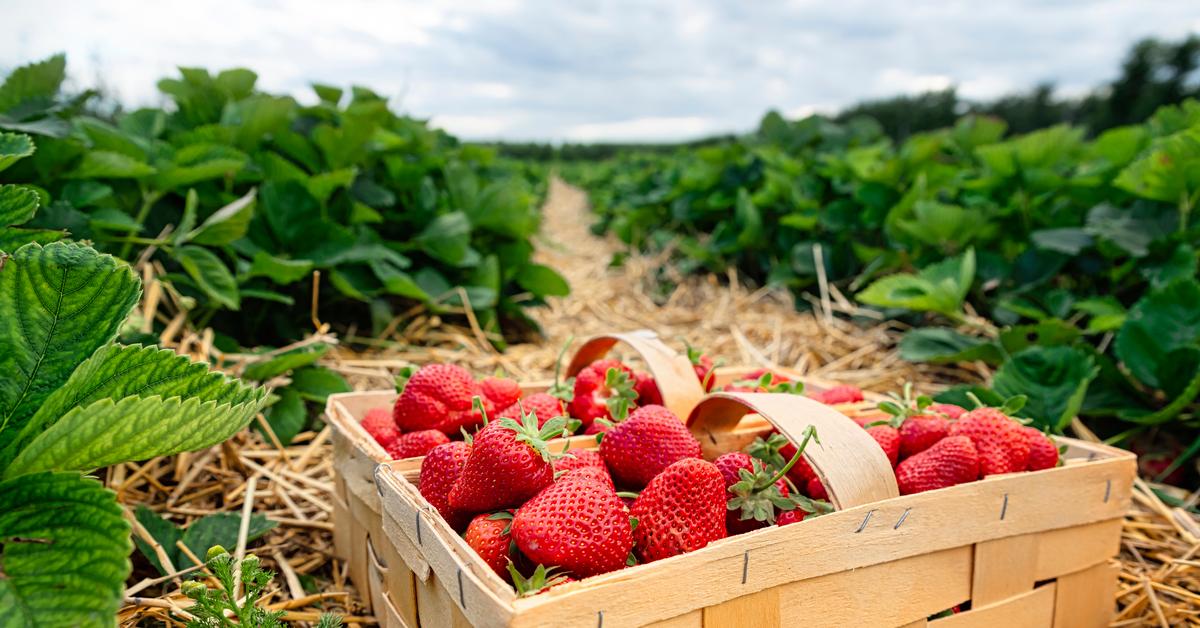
xmin=565 ymin=331 xmax=706 ymax=422
xmin=687 ymin=392 xmax=899 ymax=509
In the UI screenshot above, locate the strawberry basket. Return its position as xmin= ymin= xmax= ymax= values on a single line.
xmin=370 ymin=390 xmax=1133 ymax=628
xmin=326 ymin=331 xmax=880 ymax=621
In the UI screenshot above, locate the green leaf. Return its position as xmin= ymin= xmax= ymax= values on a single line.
xmin=857 ymin=248 xmax=975 ymax=316
xmin=1031 ymin=228 xmax=1092 ymax=255
xmin=1114 ymin=279 xmax=1200 ymax=390
xmin=516 ymin=263 xmax=570 ymax=297
xmin=181 ymin=512 xmax=277 ymax=560
xmin=68 ymin=150 xmax=156 ymax=179
xmin=0 ymin=472 xmax=130 ymax=628
xmin=0 ymin=131 xmax=35 ymax=173
xmin=0 ymin=54 xmax=66 ymax=114
xmin=1115 ymin=126 xmax=1200 ymax=204
xmin=0 ymin=343 xmax=261 ymax=469
xmin=175 ymin=246 xmax=240 ymax=310
xmin=472 ymin=181 xmax=535 ymax=237
xmin=1072 ymin=298 xmax=1127 ymax=333
xmin=998 ymin=320 xmax=1082 ymax=354
xmin=288 ymin=366 xmax=350 ymax=403
xmin=898 ymin=328 xmax=1003 ymax=365
xmin=0 ymin=184 xmax=39 ymax=227
xmin=6 ymin=386 xmax=267 ymax=477
xmin=734 ymin=188 xmax=763 ymax=249
xmin=307 ymin=168 xmax=357 ymax=204
xmin=262 ymin=388 xmax=306 ymax=446
xmin=992 ymin=346 xmax=1098 ymax=430
xmin=187 ymin=188 xmax=256 ymax=246
xmin=133 ymin=505 xmax=182 ymax=575
xmin=0 ymin=243 xmax=141 ymax=456
xmin=245 ymin=250 xmax=313 ymax=285
xmin=312 ymin=83 xmax=343 ymax=104
xmin=416 ymin=211 xmax=478 ymax=267
xmin=243 ymin=343 xmax=330 ymax=381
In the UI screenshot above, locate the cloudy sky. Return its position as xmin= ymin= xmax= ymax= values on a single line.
xmin=2 ymin=1 xmax=1198 ymax=142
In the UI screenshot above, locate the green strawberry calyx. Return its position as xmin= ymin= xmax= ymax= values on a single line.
xmin=507 ymin=563 xmax=571 ymax=597
xmin=873 ymin=382 xmax=934 ymax=428
xmin=728 ymin=425 xmax=822 ymax=524
xmin=497 ymin=402 xmax=570 ymax=464
xmin=602 ymin=367 xmax=638 ymax=422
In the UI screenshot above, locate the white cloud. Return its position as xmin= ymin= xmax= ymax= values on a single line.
xmin=1 ymin=0 xmax=1197 ymax=141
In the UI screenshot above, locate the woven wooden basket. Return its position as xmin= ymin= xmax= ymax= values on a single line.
xmin=369 ymin=392 xmax=1134 ymax=628
xmin=326 ymin=331 xmax=874 ymax=621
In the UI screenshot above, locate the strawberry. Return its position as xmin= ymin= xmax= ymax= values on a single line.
xmin=498 ymin=392 xmax=566 ymax=428
xmin=568 ymin=359 xmax=638 ymax=429
xmin=507 ymin=564 xmax=575 ymax=597
xmin=929 ymin=403 xmax=967 ymax=420
xmin=388 ymin=429 xmax=450 ymax=459
xmin=394 ymin=364 xmax=488 ymax=435
xmin=895 ymin=435 xmax=980 ymax=495
xmin=480 ymin=376 xmax=522 ymax=410
xmin=632 ymin=371 xmax=663 ymax=405
xmin=748 ymin=432 xmax=816 ymax=489
xmin=874 ymin=384 xmax=950 ymax=460
xmin=777 ymin=510 xmax=806 ymax=526
xmin=1023 ymin=427 xmax=1059 ymax=471
xmin=806 ymin=477 xmax=828 ymax=500
xmin=558 ymin=466 xmax=614 ymax=490
xmin=449 ymin=413 xmax=568 ymax=514
xmin=949 ymin=407 xmax=1030 ymax=477
xmin=554 ymin=448 xmax=606 ymax=473
xmin=809 ymin=384 xmax=864 ymax=405
xmin=685 ymin=343 xmax=717 ymax=392
xmin=866 ymin=425 xmax=900 ymax=466
xmin=419 ymin=441 xmax=472 ymax=529
xmin=511 ymin=471 xmax=633 ymax=577
xmin=599 ymin=405 xmax=702 ymax=488
xmin=629 ymin=458 xmax=727 ymax=562
xmin=361 ymin=407 xmax=399 ymax=450
xmin=715 ymin=452 xmax=789 ymax=534
xmin=722 ymin=370 xmax=801 ymax=394
xmin=719 ymin=427 xmax=828 ymax=533
xmin=464 ymin=511 xmax=515 ymax=578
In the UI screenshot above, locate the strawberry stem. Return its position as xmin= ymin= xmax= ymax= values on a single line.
xmin=762 ymin=425 xmax=818 ymax=489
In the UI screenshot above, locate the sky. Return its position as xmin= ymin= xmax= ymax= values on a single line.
xmin=2 ymin=1 xmax=1199 ymax=142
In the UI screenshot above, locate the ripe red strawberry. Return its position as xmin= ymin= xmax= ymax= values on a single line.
xmin=715 ymin=452 xmax=790 ymax=534
xmin=480 ymin=376 xmax=522 ymax=410
xmin=569 ymin=359 xmax=637 ymax=429
xmin=898 ymin=416 xmax=951 ymax=459
xmin=554 ymin=448 xmax=605 ymax=473
xmin=394 ymin=364 xmax=488 ymax=435
xmin=950 ymin=407 xmax=1030 ymax=477
xmin=809 ymin=384 xmax=864 ymax=405
xmin=685 ymin=343 xmax=717 ymax=392
xmin=806 ymin=476 xmax=827 ymax=500
xmin=630 ymin=458 xmax=727 ymax=562
xmin=419 ymin=441 xmax=472 ymax=529
xmin=498 ymin=392 xmax=565 ymax=428
xmin=599 ymin=405 xmax=702 ymax=488
xmin=895 ymin=435 xmax=980 ymax=495
xmin=866 ymin=425 xmax=900 ymax=466
xmin=362 ymin=407 xmax=399 ymax=450
xmin=777 ymin=510 xmax=806 ymax=526
xmin=449 ymin=413 xmax=568 ymax=514
xmin=929 ymin=403 xmax=967 ymax=420
xmin=464 ymin=511 xmax=515 ymax=578
xmin=632 ymin=371 xmax=663 ymax=405
xmin=557 ymin=466 xmax=614 ymax=490
xmin=511 ymin=472 xmax=633 ymax=577
xmin=388 ymin=429 xmax=450 ymax=459
xmin=1023 ymin=427 xmax=1059 ymax=471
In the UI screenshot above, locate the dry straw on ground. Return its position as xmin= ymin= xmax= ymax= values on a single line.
xmin=117 ymin=179 xmax=1198 ymax=626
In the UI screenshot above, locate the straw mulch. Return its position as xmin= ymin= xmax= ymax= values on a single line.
xmin=116 ymin=178 xmax=1199 ymax=626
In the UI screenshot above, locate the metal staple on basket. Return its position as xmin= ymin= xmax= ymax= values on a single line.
xmin=893 ymin=507 xmax=911 ymax=529
xmin=854 ymin=509 xmax=875 ymax=533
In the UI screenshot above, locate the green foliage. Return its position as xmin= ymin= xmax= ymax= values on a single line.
xmin=182 ymin=548 xmax=342 ymax=628
xmin=133 ymin=507 xmax=277 ymax=576
xmin=570 ymin=96 xmax=1200 ymax=451
xmin=1 ymin=56 xmax=566 ymax=346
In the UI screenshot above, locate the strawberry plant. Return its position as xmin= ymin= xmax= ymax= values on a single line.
xmin=0 ymin=132 xmax=268 ymax=623
xmin=1 ymin=55 xmax=567 ymax=347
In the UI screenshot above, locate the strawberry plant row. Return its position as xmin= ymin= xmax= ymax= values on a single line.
xmin=0 ymin=55 xmax=567 ymax=348
xmin=563 ymin=102 xmax=1200 ymax=480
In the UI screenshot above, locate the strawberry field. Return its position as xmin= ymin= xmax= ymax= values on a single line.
xmin=1 ymin=41 xmax=1198 ymax=627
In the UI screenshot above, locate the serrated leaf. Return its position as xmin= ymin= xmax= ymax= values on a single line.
xmin=68 ymin=150 xmax=156 ymax=179
xmin=175 ymin=245 xmax=240 ymax=310
xmin=0 ymin=184 xmax=39 ymax=227
xmin=243 ymin=343 xmax=330 ymax=381
xmin=133 ymin=505 xmax=183 ymax=575
xmin=289 ymin=366 xmax=350 ymax=403
xmin=898 ymin=327 xmax=1003 ymax=365
xmin=0 ymin=472 xmax=130 ymax=628
xmin=187 ymin=188 xmax=256 ymax=246
xmin=992 ymin=346 xmax=1098 ymax=430
xmin=0 ymin=243 xmax=141 ymax=457
xmin=6 ymin=388 xmax=267 ymax=477
xmin=0 ymin=54 xmax=66 ymax=114
xmin=857 ymin=249 xmax=975 ymax=316
xmin=0 ymin=131 xmax=35 ymax=173
xmin=1114 ymin=279 xmax=1200 ymax=390
xmin=181 ymin=512 xmax=277 ymax=560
